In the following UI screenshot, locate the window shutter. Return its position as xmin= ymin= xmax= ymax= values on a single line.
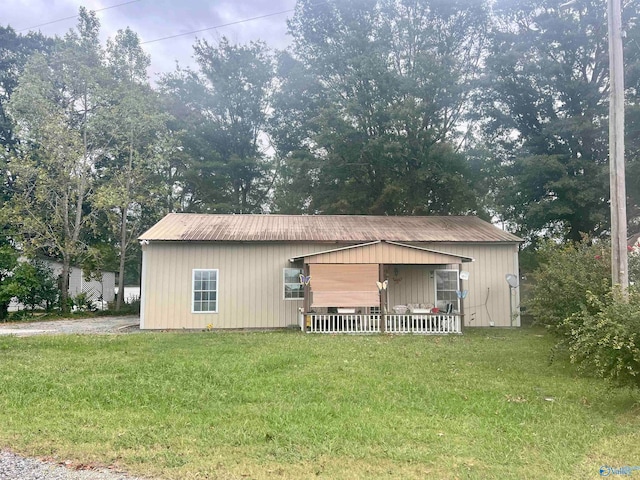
xmin=309 ymin=264 xmax=379 ymax=307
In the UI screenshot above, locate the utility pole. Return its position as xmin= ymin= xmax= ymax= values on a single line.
xmin=608 ymin=0 xmax=628 ymax=291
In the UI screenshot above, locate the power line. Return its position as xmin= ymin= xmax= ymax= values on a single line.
xmin=140 ymin=7 xmax=300 ymax=45
xmin=17 ymin=0 xmax=142 ymax=33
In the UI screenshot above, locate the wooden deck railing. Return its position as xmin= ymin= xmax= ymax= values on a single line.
xmin=304 ymin=313 xmax=461 ymax=334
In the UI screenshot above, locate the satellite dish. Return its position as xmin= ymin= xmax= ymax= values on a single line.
xmin=505 ymin=274 xmax=519 ymax=288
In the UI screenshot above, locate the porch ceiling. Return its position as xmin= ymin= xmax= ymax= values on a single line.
xmin=291 ymin=240 xmax=474 ymax=265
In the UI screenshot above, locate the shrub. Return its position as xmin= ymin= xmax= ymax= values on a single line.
xmin=525 ymin=239 xmax=611 ymax=335
xmin=0 ymin=242 xmax=19 ymax=321
xmin=73 ymin=292 xmax=97 ymax=312
xmin=7 ymin=259 xmax=58 ymax=313
xmin=563 ymin=288 xmax=640 ymax=388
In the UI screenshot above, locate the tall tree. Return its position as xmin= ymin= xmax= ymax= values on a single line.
xmin=272 ymin=0 xmax=489 ymax=215
xmin=0 ymin=27 xmax=52 ymax=210
xmin=93 ymin=27 xmax=171 ymax=310
xmin=160 ymin=38 xmax=275 ymax=213
xmin=478 ymin=0 xmax=640 ymax=242
xmin=7 ymin=8 xmax=106 ymax=311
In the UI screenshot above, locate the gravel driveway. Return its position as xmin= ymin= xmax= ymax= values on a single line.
xmin=0 ymin=451 xmax=146 ymax=480
xmin=0 ymin=316 xmax=140 ymax=336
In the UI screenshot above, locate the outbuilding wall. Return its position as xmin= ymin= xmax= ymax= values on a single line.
xmin=140 ymin=241 xmax=519 ymax=329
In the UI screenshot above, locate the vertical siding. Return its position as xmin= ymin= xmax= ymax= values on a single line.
xmin=425 ymin=243 xmax=518 ymax=327
xmin=141 ymin=241 xmax=519 ymax=329
xmin=387 ymin=265 xmax=432 ymax=306
xmin=142 ymin=242 xmax=334 ymax=330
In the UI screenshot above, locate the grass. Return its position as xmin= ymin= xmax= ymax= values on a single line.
xmin=0 ymin=328 xmax=638 ymax=479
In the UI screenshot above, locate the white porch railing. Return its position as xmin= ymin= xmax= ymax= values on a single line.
xmin=305 ymin=313 xmax=461 ymax=334
xmin=306 ymin=314 xmax=381 ymax=334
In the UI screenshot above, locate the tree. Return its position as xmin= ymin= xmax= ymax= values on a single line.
xmin=0 ymin=27 xmax=52 ymax=212
xmin=93 ymin=27 xmax=171 ymax=310
xmin=160 ymin=38 xmax=275 ymax=213
xmin=478 ymin=0 xmax=640 ymax=242
xmin=271 ymin=0 xmax=489 ymax=215
xmin=7 ymin=9 xmax=106 ymax=312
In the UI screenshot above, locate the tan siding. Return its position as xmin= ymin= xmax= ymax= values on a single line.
xmin=423 ymin=243 xmax=517 ymax=327
xmin=143 ymin=242 xmax=335 ymax=329
xmin=387 ymin=265 xmax=431 ymax=307
xmin=305 ymin=242 xmax=466 ymax=264
xmin=141 ymin=241 xmax=519 ymax=330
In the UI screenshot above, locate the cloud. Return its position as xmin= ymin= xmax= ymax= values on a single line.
xmin=1 ymin=0 xmax=295 ymax=79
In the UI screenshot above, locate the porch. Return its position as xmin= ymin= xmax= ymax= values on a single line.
xmin=290 ymin=240 xmax=472 ymax=335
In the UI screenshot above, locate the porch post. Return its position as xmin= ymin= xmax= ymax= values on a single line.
xmin=303 ymin=263 xmax=310 ymax=314
xmin=379 ymin=263 xmax=386 ymax=333
xmin=459 ymin=267 xmax=464 ymax=333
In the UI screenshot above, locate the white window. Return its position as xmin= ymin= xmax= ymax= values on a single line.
xmin=284 ymin=267 xmax=304 ymax=300
xmin=435 ymin=270 xmax=459 ymax=312
xmin=192 ymin=269 xmax=218 ymax=313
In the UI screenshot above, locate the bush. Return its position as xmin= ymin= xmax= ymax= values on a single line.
xmin=72 ymin=292 xmax=97 ymax=312
xmin=563 ymin=288 xmax=640 ymax=388
xmin=7 ymin=259 xmax=58 ymax=313
xmin=525 ymin=239 xmax=611 ymax=335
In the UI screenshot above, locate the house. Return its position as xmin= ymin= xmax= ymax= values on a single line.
xmin=139 ymin=214 xmax=522 ymax=333
xmin=51 ymin=260 xmax=116 ymax=305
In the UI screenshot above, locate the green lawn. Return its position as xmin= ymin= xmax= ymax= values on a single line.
xmin=0 ymin=328 xmax=638 ymax=479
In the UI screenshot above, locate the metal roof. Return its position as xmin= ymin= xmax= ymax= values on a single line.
xmin=139 ymin=214 xmax=521 ymax=243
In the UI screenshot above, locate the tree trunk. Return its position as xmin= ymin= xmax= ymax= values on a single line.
xmin=116 ymin=208 xmax=127 ymax=311
xmin=60 ymin=256 xmax=71 ymax=313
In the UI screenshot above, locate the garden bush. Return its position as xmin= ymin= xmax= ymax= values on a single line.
xmin=563 ymin=288 xmax=640 ymax=388
xmin=6 ymin=259 xmax=58 ymax=313
xmin=525 ymin=239 xmax=611 ymax=335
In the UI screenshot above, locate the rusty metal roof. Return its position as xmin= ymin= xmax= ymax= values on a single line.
xmin=139 ymin=214 xmax=521 ymax=243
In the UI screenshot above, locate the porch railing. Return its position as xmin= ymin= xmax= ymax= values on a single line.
xmin=304 ymin=313 xmax=461 ymax=334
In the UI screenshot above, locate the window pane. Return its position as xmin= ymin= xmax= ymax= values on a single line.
xmin=194 ymin=292 xmax=202 ymax=301
xmin=195 ymin=271 xmax=203 ymax=281
xmin=285 ymin=283 xmax=304 ymax=299
xmin=285 ymin=268 xmax=303 ymax=283
xmin=194 ymin=301 xmax=202 ymax=312
xmin=284 ymin=268 xmax=304 ymax=299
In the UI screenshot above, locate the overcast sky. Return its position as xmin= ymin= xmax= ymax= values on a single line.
xmin=1 ymin=0 xmax=296 ymax=80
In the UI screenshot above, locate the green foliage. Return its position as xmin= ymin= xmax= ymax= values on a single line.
xmin=72 ymin=292 xmax=96 ymax=312
xmin=159 ymin=38 xmax=274 ymax=214
xmin=563 ymin=289 xmax=640 ymax=388
xmin=525 ymin=240 xmax=611 ymax=335
xmin=7 ymin=259 xmax=58 ymax=312
xmin=272 ymin=0 xmax=489 ymax=215
xmin=6 ymin=9 xmax=107 ymax=312
xmin=479 ymin=0 xmax=640 ymax=242
xmin=528 ymin=241 xmax=640 ymax=387
xmin=0 ymin=241 xmax=18 ymax=320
